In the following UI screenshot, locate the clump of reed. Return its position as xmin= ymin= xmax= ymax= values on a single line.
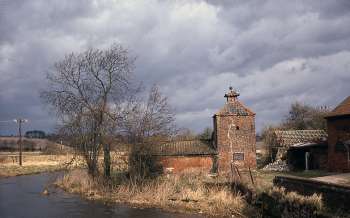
xmin=262 ymin=186 xmax=323 ymax=217
xmin=267 ymin=187 xmax=323 ymax=211
xmin=58 ymin=169 xmax=250 ymax=217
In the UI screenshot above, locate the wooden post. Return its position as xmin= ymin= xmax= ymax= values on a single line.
xmin=248 ymin=166 xmax=255 ymax=186
xmin=305 ymin=152 xmax=310 ymax=171
xmin=14 ymin=118 xmax=27 ymax=166
xmin=19 ymin=119 xmax=22 ymax=166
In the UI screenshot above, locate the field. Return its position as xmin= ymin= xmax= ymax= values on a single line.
xmin=0 ymin=152 xmax=80 ymax=177
xmin=0 ymin=136 xmax=73 ymax=152
xmin=0 ymin=150 xmax=129 ymax=178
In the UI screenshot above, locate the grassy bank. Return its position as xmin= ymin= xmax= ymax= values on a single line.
xmin=0 ymin=164 xmax=64 ymax=177
xmin=57 ymin=169 xmax=257 ymax=217
xmin=55 ymin=168 xmax=333 ymax=217
xmin=0 ymin=153 xmax=81 ymax=178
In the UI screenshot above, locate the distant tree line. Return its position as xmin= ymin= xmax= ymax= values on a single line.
xmin=25 ymin=130 xmax=46 ymax=139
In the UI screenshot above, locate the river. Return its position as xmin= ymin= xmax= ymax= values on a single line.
xmin=0 ymin=172 xmax=203 ymax=218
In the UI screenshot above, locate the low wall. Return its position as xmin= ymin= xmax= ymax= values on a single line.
xmin=158 ymin=155 xmax=213 ymax=173
xmin=274 ymin=175 xmax=350 ymax=212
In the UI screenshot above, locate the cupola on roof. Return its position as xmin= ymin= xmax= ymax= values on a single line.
xmin=224 ymin=86 xmax=240 ymax=102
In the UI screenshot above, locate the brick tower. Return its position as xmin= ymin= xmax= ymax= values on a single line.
xmin=213 ymin=87 xmax=256 ymax=174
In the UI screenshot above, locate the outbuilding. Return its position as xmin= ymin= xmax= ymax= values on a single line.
xmin=134 ymin=87 xmax=257 ymax=175
xmin=268 ymin=130 xmax=328 ymax=171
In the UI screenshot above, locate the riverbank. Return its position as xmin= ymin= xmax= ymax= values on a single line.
xmin=0 ymin=153 xmax=81 ymax=178
xmin=0 ymin=164 xmax=64 ymax=178
xmin=0 ymin=172 xmax=203 ymax=218
xmin=56 ymin=169 xmax=258 ymax=217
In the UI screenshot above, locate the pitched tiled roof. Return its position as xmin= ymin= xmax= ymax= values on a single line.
xmin=273 ymin=130 xmax=327 ymax=147
xmin=137 ymin=140 xmax=217 ymax=156
xmin=325 ymin=96 xmax=350 ymax=118
xmin=215 ymin=101 xmax=255 ymax=116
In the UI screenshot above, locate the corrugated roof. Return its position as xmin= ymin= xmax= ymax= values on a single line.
xmin=215 ymin=101 xmax=255 ymax=116
xmin=325 ymin=96 xmax=350 ymax=118
xmin=273 ymin=130 xmax=327 ymax=147
xmin=136 ymin=140 xmax=217 ymax=156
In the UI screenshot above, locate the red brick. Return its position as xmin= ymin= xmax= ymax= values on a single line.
xmin=213 ymin=89 xmax=257 ymax=174
xmin=327 ymin=116 xmax=350 ymax=172
xmin=159 ymin=156 xmax=213 ymax=173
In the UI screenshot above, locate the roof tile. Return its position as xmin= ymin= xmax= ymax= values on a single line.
xmin=326 ymin=96 xmax=350 ymax=118
xmin=215 ymin=101 xmax=255 ymax=116
xmin=136 ymin=140 xmax=217 ymax=156
xmin=273 ymin=130 xmax=327 ymax=147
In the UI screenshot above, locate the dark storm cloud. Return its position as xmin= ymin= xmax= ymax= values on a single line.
xmin=1 ymin=0 xmax=350 ymax=135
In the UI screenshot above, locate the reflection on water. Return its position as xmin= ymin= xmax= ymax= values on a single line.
xmin=0 ymin=172 xmax=202 ymax=218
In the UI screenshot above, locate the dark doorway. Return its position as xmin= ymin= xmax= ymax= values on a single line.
xmin=287 ymin=146 xmax=328 ymax=171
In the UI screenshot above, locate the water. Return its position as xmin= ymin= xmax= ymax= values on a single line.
xmin=0 ymin=172 xmax=202 ymax=218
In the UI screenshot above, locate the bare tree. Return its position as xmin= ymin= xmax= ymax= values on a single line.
xmin=173 ymin=128 xmax=197 ymax=140
xmin=41 ymin=44 xmax=134 ymax=177
xmin=119 ymin=85 xmax=175 ymax=143
xmin=198 ymin=127 xmax=213 ymax=140
xmin=282 ymin=102 xmax=330 ymax=130
xmin=118 ymin=85 xmax=176 ymax=177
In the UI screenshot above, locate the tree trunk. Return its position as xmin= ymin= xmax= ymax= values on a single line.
xmin=87 ymin=159 xmax=98 ymax=177
xmin=103 ymin=143 xmax=111 ymax=178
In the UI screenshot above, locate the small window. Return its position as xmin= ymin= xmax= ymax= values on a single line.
xmin=233 ymin=152 xmax=244 ymax=161
xmin=236 ymin=126 xmax=240 ymax=130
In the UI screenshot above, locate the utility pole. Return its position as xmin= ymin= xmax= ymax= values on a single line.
xmin=14 ymin=118 xmax=28 ymax=166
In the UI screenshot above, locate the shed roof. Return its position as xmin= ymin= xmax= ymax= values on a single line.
xmin=137 ymin=140 xmax=217 ymax=156
xmin=325 ymin=96 xmax=350 ymax=118
xmin=273 ymin=130 xmax=327 ymax=147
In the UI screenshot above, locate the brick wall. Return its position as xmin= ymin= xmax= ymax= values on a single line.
xmin=215 ymin=114 xmax=256 ymax=173
xmin=327 ymin=116 xmax=350 ymax=172
xmin=158 ymin=155 xmax=214 ymax=173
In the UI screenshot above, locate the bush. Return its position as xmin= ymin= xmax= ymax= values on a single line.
xmin=128 ymin=144 xmax=162 ymax=179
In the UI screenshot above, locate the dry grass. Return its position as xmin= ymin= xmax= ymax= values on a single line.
xmin=0 ymin=153 xmax=84 ymax=177
xmin=267 ymin=186 xmax=323 ymax=211
xmin=57 ymin=169 xmax=253 ymax=217
xmin=0 ymin=164 xmax=63 ymax=177
xmin=0 ymin=150 xmax=128 ymax=178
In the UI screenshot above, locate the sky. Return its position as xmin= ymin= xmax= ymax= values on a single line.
xmin=1 ymin=0 xmax=350 ymax=135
